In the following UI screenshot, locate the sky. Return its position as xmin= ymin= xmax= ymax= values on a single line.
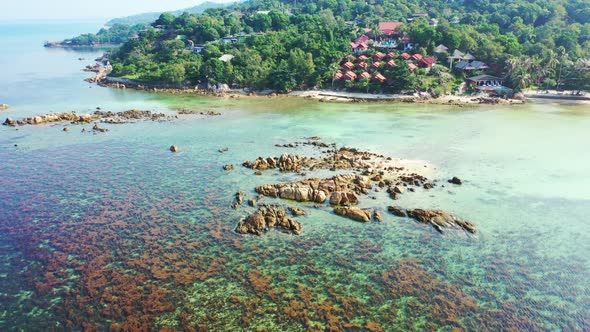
xmin=0 ymin=0 xmax=231 ymax=21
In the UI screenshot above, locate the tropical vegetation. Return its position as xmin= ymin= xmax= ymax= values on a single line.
xmin=106 ymin=0 xmax=590 ymax=93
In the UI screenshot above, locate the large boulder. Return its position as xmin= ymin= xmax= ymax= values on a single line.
xmin=333 ymin=207 xmax=371 ymax=223
xmin=406 ymin=209 xmax=476 ymax=234
xmin=329 ymin=191 xmax=359 ymax=206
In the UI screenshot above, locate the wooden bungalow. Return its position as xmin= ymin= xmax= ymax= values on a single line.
xmin=373 ymin=52 xmax=385 ymax=60
xmin=351 ymin=42 xmax=369 ymax=54
xmin=434 ymin=44 xmax=449 ymax=54
xmin=334 ymin=72 xmax=344 ymax=80
xmin=371 ymin=61 xmax=381 ymax=70
xmin=385 ymin=51 xmax=396 ymax=59
xmin=420 ymin=57 xmax=436 ymax=68
xmin=400 ymin=52 xmax=411 ymax=60
xmin=373 ymin=73 xmax=387 ymax=83
xmin=412 ymin=53 xmax=424 ymax=61
xmin=357 ymin=62 xmax=369 ymax=70
xmin=342 ymin=61 xmax=355 ymax=70
xmin=385 ymin=60 xmax=396 ymax=68
xmin=408 ymin=63 xmax=418 ymax=72
xmin=344 ymin=71 xmax=357 ymax=81
xmin=357 ymin=55 xmax=369 ymax=62
xmin=360 ymin=72 xmax=371 ymax=80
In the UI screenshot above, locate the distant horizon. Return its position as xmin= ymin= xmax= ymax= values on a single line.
xmin=0 ymin=0 xmax=235 ymax=22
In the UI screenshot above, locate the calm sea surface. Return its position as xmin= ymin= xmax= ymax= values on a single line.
xmin=0 ymin=22 xmax=589 ymax=331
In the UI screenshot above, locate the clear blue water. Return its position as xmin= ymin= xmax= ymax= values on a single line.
xmin=0 ymin=22 xmax=589 ymax=331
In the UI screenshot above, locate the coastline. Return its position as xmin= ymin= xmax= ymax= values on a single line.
xmin=99 ymin=76 xmax=525 ymax=105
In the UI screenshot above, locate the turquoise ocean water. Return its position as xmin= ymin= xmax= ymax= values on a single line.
xmin=0 ymin=22 xmax=588 ymax=331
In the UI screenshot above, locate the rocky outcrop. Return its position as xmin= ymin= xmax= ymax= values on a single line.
xmin=243 ymin=153 xmax=314 ymax=172
xmin=373 ymin=209 xmax=383 ymax=222
xmin=170 ymin=145 xmax=179 ymax=152
xmin=3 ymin=118 xmax=16 ymax=126
xmin=223 ymin=164 xmax=234 ymax=171
xmin=334 ymin=207 xmax=372 ymax=223
xmin=256 ymin=174 xmax=363 ymax=203
xmin=2 ymin=110 xmax=171 ymax=127
xmin=387 ymin=207 xmax=476 ymax=234
xmin=235 ymin=205 xmax=302 ymax=235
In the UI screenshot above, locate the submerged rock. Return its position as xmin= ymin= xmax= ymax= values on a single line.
xmin=288 ymin=207 xmax=306 ymax=216
xmin=406 ymin=209 xmax=476 ymax=234
xmin=235 ymin=204 xmax=302 ymax=235
xmin=223 ymin=164 xmax=234 ymax=171
xmin=373 ymin=209 xmax=383 ymax=222
xmin=231 ymin=192 xmax=244 ymax=209
xmin=334 ymin=207 xmax=372 ymax=223
xmin=448 ymin=177 xmax=463 ymax=185
xmin=92 ymin=124 xmax=108 ymax=132
xmin=387 ymin=206 xmax=407 ymax=217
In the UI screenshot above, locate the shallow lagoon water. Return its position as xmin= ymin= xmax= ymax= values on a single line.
xmin=0 ymin=23 xmax=589 ymax=331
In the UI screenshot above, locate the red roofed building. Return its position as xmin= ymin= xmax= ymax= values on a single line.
xmin=344 ymin=71 xmax=357 ymax=81
xmin=357 ymin=62 xmax=368 ymax=70
xmin=355 ymin=35 xmax=370 ymax=44
xmin=373 ymin=52 xmax=384 ymax=60
xmin=412 ymin=54 xmax=424 ymax=61
xmin=342 ymin=61 xmax=355 ymax=70
xmin=420 ymin=57 xmax=437 ymax=68
xmin=385 ymin=60 xmax=396 ymax=67
xmin=357 ymin=55 xmax=368 ymax=62
xmin=373 ymin=73 xmax=387 ymax=83
xmin=400 ymin=53 xmax=411 ymax=60
xmin=351 ymin=42 xmax=369 ymax=54
xmin=360 ymin=72 xmax=371 ymax=80
xmin=371 ymin=61 xmax=381 ymax=70
xmin=386 ymin=52 xmax=396 ymax=59
xmin=334 ymin=72 xmax=344 ymax=80
xmin=379 ymin=21 xmax=403 ymax=36
xmin=408 ymin=63 xmax=418 ymax=72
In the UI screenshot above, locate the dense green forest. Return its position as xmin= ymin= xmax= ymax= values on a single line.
xmin=109 ymin=0 xmax=590 ymax=93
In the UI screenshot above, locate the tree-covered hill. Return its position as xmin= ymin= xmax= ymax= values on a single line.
xmin=106 ymin=1 xmax=234 ymax=26
xmin=109 ymin=0 xmax=590 ymax=93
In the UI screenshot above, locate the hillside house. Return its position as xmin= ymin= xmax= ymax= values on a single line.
xmin=378 ymin=21 xmax=403 ymax=36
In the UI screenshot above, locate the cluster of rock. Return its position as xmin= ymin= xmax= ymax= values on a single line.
xmin=3 ymin=112 xmax=99 ymax=126
xmin=232 ymin=139 xmax=476 ymax=237
xmin=255 ymin=174 xmax=364 ymax=204
xmin=388 ymin=206 xmax=476 ymax=234
xmin=243 ymin=153 xmax=315 ymax=172
xmin=235 ymin=204 xmax=303 ymax=235
xmin=177 ymin=109 xmax=222 ymax=116
xmin=2 ymin=110 xmax=173 ymax=128
xmin=97 ymin=109 xmax=170 ymax=123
